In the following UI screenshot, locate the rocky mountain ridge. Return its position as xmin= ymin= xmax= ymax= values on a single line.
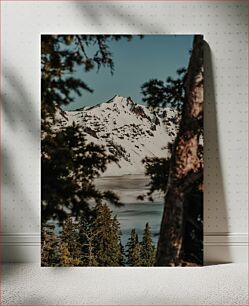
xmin=55 ymin=95 xmax=179 ymax=176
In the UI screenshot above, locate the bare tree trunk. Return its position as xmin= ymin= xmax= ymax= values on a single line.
xmin=155 ymin=35 xmax=204 ymax=266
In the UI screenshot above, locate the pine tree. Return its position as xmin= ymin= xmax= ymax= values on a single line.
xmin=58 ymin=241 xmax=80 ymax=266
xmin=59 ymin=217 xmax=81 ymax=266
xmin=126 ymin=229 xmax=141 ymax=266
xmin=92 ymin=204 xmax=124 ymax=266
xmin=140 ymin=223 xmax=156 ymax=266
xmin=119 ymin=241 xmax=126 ymax=267
xmin=41 ymin=224 xmax=60 ymax=266
xmin=112 ymin=216 xmax=125 ymax=266
xmin=155 ymin=35 xmax=204 ymax=266
xmin=78 ymin=214 xmax=98 ymax=266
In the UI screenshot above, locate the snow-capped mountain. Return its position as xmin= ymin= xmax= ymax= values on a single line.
xmin=55 ymin=95 xmax=179 ymax=176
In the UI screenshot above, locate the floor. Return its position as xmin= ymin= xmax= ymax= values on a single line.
xmin=2 ymin=263 xmax=248 ymax=305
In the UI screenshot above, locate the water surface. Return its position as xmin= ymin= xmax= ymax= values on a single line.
xmin=96 ymin=175 xmax=165 ymax=246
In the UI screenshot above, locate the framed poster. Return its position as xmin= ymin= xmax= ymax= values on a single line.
xmin=41 ymin=34 xmax=204 ymax=267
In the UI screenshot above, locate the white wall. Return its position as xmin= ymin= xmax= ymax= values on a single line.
xmin=1 ymin=1 xmax=248 ymax=263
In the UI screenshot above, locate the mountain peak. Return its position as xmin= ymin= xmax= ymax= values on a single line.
xmin=112 ymin=94 xmax=128 ymax=101
xmin=56 ymin=96 xmax=179 ymax=176
xmin=108 ymin=95 xmax=135 ymax=107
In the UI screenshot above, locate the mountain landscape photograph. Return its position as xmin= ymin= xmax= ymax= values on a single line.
xmin=41 ymin=34 xmax=204 ymax=267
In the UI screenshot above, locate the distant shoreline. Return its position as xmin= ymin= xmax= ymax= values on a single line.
xmin=98 ymin=173 xmax=147 ymax=179
xmin=95 ymin=174 xmax=164 ymax=204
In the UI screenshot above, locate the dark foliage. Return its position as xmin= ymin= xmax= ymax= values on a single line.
xmin=141 ymin=68 xmax=186 ymax=111
xmin=126 ymin=229 xmax=142 ymax=266
xmin=42 ymin=123 xmax=122 ymax=224
xmin=140 ymin=223 xmax=156 ymax=266
xmin=137 ymin=156 xmax=171 ymax=202
xmin=126 ymin=224 xmax=156 ymax=267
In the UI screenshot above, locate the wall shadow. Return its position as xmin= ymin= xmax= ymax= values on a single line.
xmin=74 ymin=2 xmax=167 ymax=34
xmin=203 ymin=41 xmax=231 ymax=264
xmin=1 ymin=67 xmax=40 ymax=276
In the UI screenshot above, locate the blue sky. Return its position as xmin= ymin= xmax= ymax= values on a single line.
xmin=64 ymin=35 xmax=194 ymax=110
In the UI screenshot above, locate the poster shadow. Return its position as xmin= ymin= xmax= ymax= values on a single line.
xmin=203 ymin=41 xmax=231 ymax=264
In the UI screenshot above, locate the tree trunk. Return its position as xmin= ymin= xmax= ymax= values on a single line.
xmin=155 ymin=35 xmax=204 ymax=266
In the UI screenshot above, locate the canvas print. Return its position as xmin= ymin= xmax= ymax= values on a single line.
xmin=41 ymin=35 xmax=203 ymax=267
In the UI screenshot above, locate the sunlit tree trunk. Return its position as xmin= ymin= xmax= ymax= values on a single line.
xmin=155 ymin=35 xmax=204 ymax=266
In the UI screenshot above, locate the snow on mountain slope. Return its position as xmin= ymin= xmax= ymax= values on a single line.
xmin=56 ymin=95 xmax=179 ymax=176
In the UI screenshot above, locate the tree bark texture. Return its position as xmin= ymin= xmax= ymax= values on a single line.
xmin=155 ymin=35 xmax=204 ymax=266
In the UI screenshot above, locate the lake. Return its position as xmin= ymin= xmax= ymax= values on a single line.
xmin=95 ymin=175 xmax=165 ymax=247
